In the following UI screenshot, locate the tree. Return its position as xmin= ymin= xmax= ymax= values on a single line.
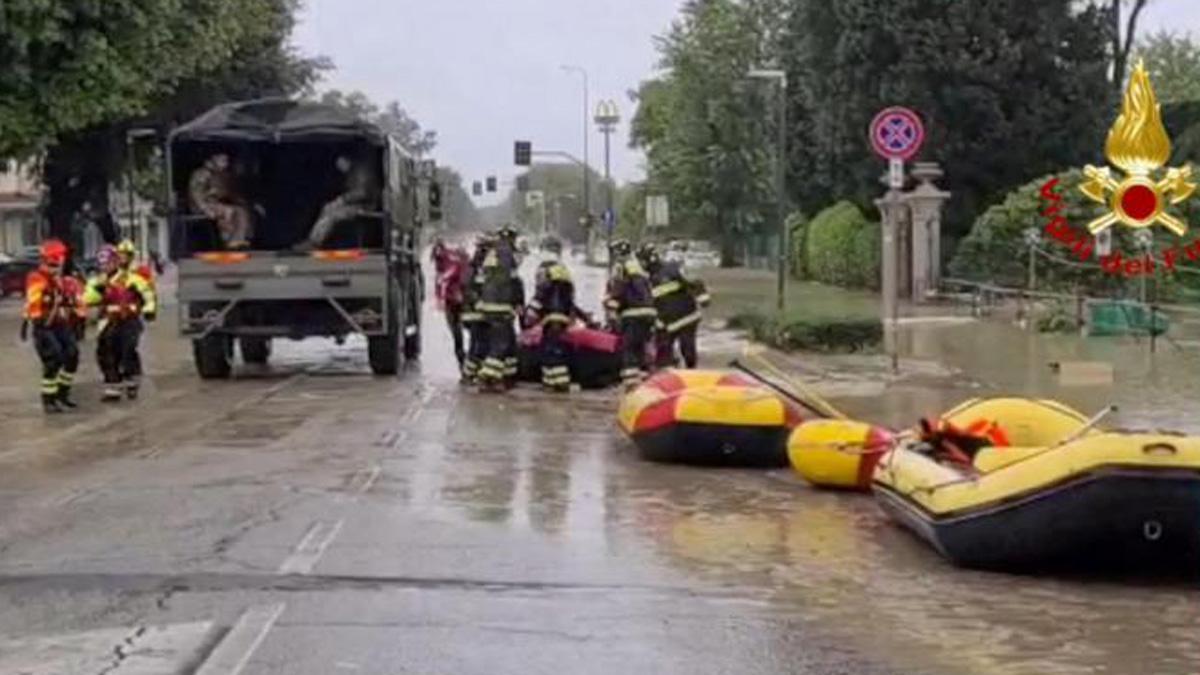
xmin=0 ymin=0 xmax=286 ymax=159
xmin=629 ymin=0 xmax=776 ymax=263
xmin=317 ymin=91 xmax=436 ymax=158
xmin=499 ymin=162 xmax=604 ymax=242
xmin=1136 ymin=31 xmax=1200 ymax=104
xmin=1104 ymin=0 xmax=1152 ymax=97
xmin=779 ymin=0 xmax=1112 ymax=239
xmin=435 ymin=167 xmax=480 ymax=232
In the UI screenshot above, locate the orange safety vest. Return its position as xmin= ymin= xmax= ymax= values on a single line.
xmin=24 ymin=267 xmax=80 ymax=326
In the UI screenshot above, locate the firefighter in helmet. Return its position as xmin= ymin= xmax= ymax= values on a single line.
xmin=637 ymin=242 xmax=710 ymax=369
xmin=476 ymin=229 xmax=524 ymax=390
xmin=84 ymin=243 xmax=157 ymax=401
xmin=604 ymin=239 xmax=657 ymax=388
xmin=525 ymin=238 xmax=590 ymax=392
xmin=461 ymin=233 xmax=494 ymax=384
xmin=21 ymin=239 xmax=83 ymax=413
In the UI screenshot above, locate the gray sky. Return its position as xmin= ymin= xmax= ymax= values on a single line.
xmin=295 ymin=0 xmax=1200 ymax=207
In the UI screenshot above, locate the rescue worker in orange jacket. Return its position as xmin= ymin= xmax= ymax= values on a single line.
xmin=604 ymin=239 xmax=657 ymax=388
xmin=21 ymin=239 xmax=83 ymax=413
xmin=84 ymin=244 xmax=157 ymax=401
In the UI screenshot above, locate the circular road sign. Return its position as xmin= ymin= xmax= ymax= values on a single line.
xmin=869 ymin=107 xmax=925 ymax=161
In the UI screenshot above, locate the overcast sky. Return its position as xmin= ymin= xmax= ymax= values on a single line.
xmin=295 ymin=0 xmax=1200 ymax=207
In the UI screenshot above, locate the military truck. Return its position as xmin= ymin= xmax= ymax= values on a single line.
xmin=168 ymin=99 xmax=433 ymax=377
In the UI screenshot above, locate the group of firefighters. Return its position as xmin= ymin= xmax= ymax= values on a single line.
xmin=433 ymin=228 xmax=709 ymax=393
xmin=21 ymin=238 xmax=157 ymax=413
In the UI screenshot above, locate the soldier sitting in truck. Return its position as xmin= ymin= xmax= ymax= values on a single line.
xmin=299 ymin=156 xmax=380 ymax=250
xmin=188 ymin=153 xmax=253 ymax=249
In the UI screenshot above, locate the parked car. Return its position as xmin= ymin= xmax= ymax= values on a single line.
xmin=0 ymin=258 xmax=37 ymax=297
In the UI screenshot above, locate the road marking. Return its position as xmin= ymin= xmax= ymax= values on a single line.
xmin=195 ymin=604 xmax=285 ymax=675
xmin=355 ymin=466 xmax=381 ymax=494
xmin=0 ymin=621 xmax=212 ymax=675
xmin=278 ymin=519 xmax=343 ymax=575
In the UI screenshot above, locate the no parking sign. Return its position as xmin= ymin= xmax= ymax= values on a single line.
xmin=870 ymin=107 xmax=925 ymax=189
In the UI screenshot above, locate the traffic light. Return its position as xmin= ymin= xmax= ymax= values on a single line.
xmin=516 ymin=175 xmax=530 ymax=192
xmin=486 ymin=176 xmax=497 ymax=193
xmin=514 ymin=140 xmax=532 ymax=166
xmin=429 ymin=182 xmax=443 ymax=221
xmin=472 ymin=181 xmax=482 ymax=196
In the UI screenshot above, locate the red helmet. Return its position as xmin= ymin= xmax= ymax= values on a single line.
xmin=40 ymin=239 xmax=68 ymax=265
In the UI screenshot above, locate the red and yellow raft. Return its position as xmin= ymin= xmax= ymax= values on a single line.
xmin=617 ymin=369 xmax=805 ymax=467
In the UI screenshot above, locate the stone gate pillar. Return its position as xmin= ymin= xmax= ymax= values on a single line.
xmin=903 ymin=162 xmax=951 ymax=303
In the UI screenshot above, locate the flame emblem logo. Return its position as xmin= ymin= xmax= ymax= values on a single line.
xmin=1080 ymin=60 xmax=1195 ymax=235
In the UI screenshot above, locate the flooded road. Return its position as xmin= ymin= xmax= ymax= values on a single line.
xmin=0 ymin=254 xmax=1196 ymax=674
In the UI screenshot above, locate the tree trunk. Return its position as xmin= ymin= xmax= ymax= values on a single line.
xmin=43 ymin=129 xmax=121 ymax=257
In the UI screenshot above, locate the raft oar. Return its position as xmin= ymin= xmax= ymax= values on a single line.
xmin=733 ymin=345 xmax=849 ymax=420
xmin=731 ymin=354 xmax=848 ymax=421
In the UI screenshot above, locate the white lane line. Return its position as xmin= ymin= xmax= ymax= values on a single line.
xmin=356 ymin=466 xmax=381 ymax=495
xmin=278 ymin=519 xmax=344 ymax=575
xmin=195 ymin=604 xmax=285 ymax=675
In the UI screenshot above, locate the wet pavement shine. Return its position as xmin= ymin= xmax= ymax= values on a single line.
xmin=0 ymin=254 xmax=1197 ymax=674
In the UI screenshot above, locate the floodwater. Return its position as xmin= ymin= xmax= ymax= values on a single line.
xmin=0 ymin=250 xmax=1196 ymax=673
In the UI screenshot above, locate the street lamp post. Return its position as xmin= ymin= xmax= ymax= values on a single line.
xmin=561 ymin=65 xmax=593 ymax=260
xmin=747 ymin=68 xmax=788 ymax=316
xmin=594 ymin=100 xmax=620 ymax=268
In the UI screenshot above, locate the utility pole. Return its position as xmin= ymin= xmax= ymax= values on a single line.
xmin=595 ymin=100 xmax=620 ymax=268
xmin=747 ymin=69 xmax=788 ymax=316
xmin=561 ymin=65 xmax=593 ymax=261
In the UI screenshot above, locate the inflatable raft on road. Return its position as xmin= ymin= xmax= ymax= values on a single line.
xmin=872 ymin=398 xmax=1200 ymax=570
xmin=618 ymin=369 xmax=806 ymax=468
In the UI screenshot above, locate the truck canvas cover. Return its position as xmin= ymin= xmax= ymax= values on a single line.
xmin=171 ymin=98 xmax=387 ymax=146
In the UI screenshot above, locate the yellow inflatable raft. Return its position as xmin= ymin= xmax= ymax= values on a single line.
xmin=873 ymin=397 xmax=1200 ymax=569
xmin=787 ymin=419 xmax=894 ymax=490
xmin=617 ymin=369 xmax=806 ymax=467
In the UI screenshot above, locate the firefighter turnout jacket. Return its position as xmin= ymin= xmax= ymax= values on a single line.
xmin=605 ymin=258 xmax=657 ymax=321
xmin=649 ymin=261 xmax=710 ymax=334
xmin=528 ymin=261 xmax=586 ymax=326
xmin=24 ymin=267 xmax=85 ymax=327
xmin=83 ymin=268 xmax=157 ymax=324
xmin=478 ymin=243 xmax=524 ymax=317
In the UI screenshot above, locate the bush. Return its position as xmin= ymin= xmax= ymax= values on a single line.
xmin=949 ymin=169 xmax=1200 ymax=299
xmin=803 ymin=201 xmax=880 ymax=289
xmin=730 ymin=310 xmax=882 ymax=353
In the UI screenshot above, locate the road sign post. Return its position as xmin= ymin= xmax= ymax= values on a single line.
xmin=869 ymin=106 xmax=925 ymax=374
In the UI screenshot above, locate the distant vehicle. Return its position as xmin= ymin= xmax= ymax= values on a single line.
xmin=663 ymin=239 xmax=719 ymax=268
xmin=168 ymin=98 xmax=433 ymax=378
xmin=0 ymin=258 xmax=36 ymax=297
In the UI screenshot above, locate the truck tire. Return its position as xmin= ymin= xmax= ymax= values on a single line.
xmin=368 ymin=329 xmax=400 ymax=375
xmin=194 ymin=335 xmax=233 ymax=379
xmin=403 ymin=286 xmax=421 ymax=361
xmin=369 ymin=286 xmax=401 ymax=376
xmin=240 ymin=337 xmax=271 ymax=365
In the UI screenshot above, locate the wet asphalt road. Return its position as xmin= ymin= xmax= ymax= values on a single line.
xmin=0 ymin=254 xmax=1198 ymax=674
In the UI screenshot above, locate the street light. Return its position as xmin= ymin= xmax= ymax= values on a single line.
xmin=561 ymin=65 xmax=593 ymax=260
xmin=594 ymin=99 xmax=620 ymax=265
xmin=747 ymin=68 xmax=788 ymax=316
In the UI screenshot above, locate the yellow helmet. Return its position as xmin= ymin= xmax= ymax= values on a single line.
xmin=116 ymin=239 xmax=136 ymax=256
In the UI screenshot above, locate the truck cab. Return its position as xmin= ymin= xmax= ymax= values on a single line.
xmin=168 ymin=99 xmax=430 ymax=377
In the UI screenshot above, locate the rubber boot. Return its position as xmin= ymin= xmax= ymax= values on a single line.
xmin=42 ymin=394 xmax=63 ymax=414
xmin=57 ymin=386 xmax=78 ymax=410
xmin=102 ymin=385 xmax=123 ymax=403
xmin=125 ymin=379 xmax=140 ymax=401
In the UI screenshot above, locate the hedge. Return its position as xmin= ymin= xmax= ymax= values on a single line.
xmin=799 ymin=201 xmax=880 ymax=289
xmin=729 ymin=310 xmax=882 ymax=353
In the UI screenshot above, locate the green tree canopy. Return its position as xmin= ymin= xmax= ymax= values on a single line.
xmin=316 ymin=90 xmax=437 ymax=158
xmin=0 ymin=0 xmax=291 ymax=158
xmin=1136 ymin=31 xmax=1200 ymax=104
